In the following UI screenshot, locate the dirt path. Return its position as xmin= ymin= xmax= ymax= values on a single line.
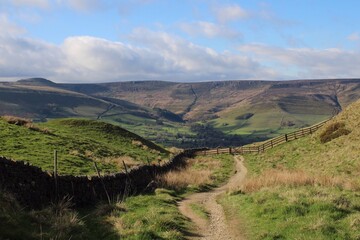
xmin=178 ymin=155 xmax=247 ymax=240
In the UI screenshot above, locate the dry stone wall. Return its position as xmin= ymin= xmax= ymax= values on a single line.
xmin=0 ymin=150 xmax=195 ymax=209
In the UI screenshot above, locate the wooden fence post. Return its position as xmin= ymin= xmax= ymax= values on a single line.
xmin=122 ymin=160 xmax=129 ymax=174
xmin=54 ymin=150 xmax=58 ymax=199
xmin=285 ymin=134 xmax=288 ymax=142
xmin=93 ymin=162 xmax=111 ymax=204
xmin=229 ymin=148 xmax=232 ymax=154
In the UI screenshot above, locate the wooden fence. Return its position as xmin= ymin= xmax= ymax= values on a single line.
xmin=194 ymin=119 xmax=330 ymax=156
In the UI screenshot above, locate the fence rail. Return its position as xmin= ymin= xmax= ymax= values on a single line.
xmin=194 ymin=119 xmax=330 ymax=156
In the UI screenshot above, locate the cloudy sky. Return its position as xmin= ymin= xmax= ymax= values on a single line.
xmin=1 ymin=0 xmax=360 ymax=83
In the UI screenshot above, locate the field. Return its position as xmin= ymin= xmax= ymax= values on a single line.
xmin=219 ymin=99 xmax=360 ymax=239
xmin=0 ymin=117 xmax=168 ymax=175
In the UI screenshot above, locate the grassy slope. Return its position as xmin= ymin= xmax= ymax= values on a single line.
xmin=220 ymin=99 xmax=360 ymax=239
xmin=0 ymin=154 xmax=235 ymax=240
xmin=3 ymin=79 xmax=360 ymax=148
xmin=0 ymin=118 xmax=168 ymax=175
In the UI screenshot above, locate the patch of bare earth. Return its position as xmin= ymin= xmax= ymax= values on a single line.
xmin=178 ymin=156 xmax=247 ymax=240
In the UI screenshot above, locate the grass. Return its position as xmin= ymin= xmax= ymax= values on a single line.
xmin=0 ymin=117 xmax=169 ymax=175
xmin=0 ymin=154 xmax=236 ymax=239
xmin=190 ymin=203 xmax=209 ymax=221
xmin=106 ymin=189 xmax=186 ymax=239
xmin=156 ymin=154 xmax=235 ymax=194
xmin=241 ymin=169 xmax=359 ymax=193
xmin=221 ymin=186 xmax=360 ymax=240
xmin=101 ymin=154 xmax=234 ymax=238
xmin=0 ymin=192 xmax=97 ymax=240
xmin=219 ymin=99 xmax=360 ymax=239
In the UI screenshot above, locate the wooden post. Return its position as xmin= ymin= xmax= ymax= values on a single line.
xmin=229 ymin=148 xmax=232 ymax=154
xmin=217 ymin=148 xmax=219 ymax=154
xmin=122 ymin=160 xmax=129 ymax=174
xmin=271 ymin=140 xmax=273 ymax=148
xmin=285 ymin=134 xmax=288 ymax=142
xmin=53 ymin=150 xmax=58 ymax=199
xmin=93 ymin=162 xmax=111 ymax=204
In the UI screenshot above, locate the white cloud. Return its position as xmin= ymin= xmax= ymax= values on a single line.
xmin=213 ymin=4 xmax=248 ymax=23
xmin=179 ymin=21 xmax=241 ymax=40
xmin=0 ymin=35 xmax=63 ymax=78
xmin=8 ymin=0 xmax=49 ymax=9
xmin=0 ymin=26 xmax=276 ymax=82
xmin=239 ymin=44 xmax=360 ymax=79
xmin=0 ymin=14 xmax=26 ymax=36
xmin=348 ymin=32 xmax=360 ymax=41
xmin=57 ymin=0 xmax=105 ymax=12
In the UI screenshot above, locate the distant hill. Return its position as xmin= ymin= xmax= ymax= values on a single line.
xmin=0 ymin=78 xmax=181 ymax=124
xmin=1 ymin=78 xmax=360 ymax=146
xmin=66 ymin=78 xmax=360 ymax=137
xmin=0 ymin=117 xmax=169 ymax=175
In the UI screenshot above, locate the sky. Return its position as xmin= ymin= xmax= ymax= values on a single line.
xmin=1 ymin=0 xmax=360 ymax=83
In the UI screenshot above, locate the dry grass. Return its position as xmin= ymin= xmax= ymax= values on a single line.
xmin=319 ymin=122 xmax=351 ymax=143
xmin=242 ymin=169 xmax=359 ymax=193
xmin=2 ymin=115 xmax=32 ymax=126
xmin=156 ymin=157 xmax=220 ymax=190
xmin=1 ymin=115 xmax=51 ymax=134
xmin=30 ymin=197 xmax=85 ymax=239
xmin=157 ymin=168 xmax=212 ymax=190
xmin=103 ymin=156 xmax=142 ymax=170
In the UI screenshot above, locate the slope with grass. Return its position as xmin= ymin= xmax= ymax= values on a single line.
xmin=220 ymin=99 xmax=360 ymax=239
xmin=0 ymin=153 xmax=235 ymax=240
xmin=66 ymin=78 xmax=360 ymax=140
xmin=0 ymin=117 xmax=169 ymax=175
xmin=2 ymin=78 xmax=360 ymax=147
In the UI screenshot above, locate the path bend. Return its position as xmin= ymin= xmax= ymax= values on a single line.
xmin=178 ymin=155 xmax=247 ymax=240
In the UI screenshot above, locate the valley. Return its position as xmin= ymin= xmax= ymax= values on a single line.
xmin=0 ymin=78 xmax=360 ymax=240
xmin=2 ymin=78 xmax=360 ymax=148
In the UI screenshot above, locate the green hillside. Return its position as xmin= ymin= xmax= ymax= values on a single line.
xmin=0 ymin=117 xmax=169 ymax=175
xmin=2 ymin=78 xmax=360 ymax=148
xmin=76 ymin=79 xmax=360 ymax=141
xmin=220 ymin=99 xmax=360 ymax=239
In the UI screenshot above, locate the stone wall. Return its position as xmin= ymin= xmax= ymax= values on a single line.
xmin=0 ymin=150 xmax=195 ymax=209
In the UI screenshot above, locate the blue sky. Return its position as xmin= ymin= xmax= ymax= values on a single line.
xmin=0 ymin=0 xmax=360 ymax=83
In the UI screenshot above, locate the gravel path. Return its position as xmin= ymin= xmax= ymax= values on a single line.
xmin=178 ymin=155 xmax=247 ymax=240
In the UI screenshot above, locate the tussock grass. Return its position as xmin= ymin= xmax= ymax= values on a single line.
xmin=2 ymin=115 xmax=32 ymax=126
xmin=1 ymin=115 xmax=51 ymax=134
xmin=0 ymin=192 xmax=93 ymax=240
xmin=156 ymin=154 xmax=233 ymax=192
xmin=157 ymin=168 xmax=212 ymax=191
xmin=319 ymin=122 xmax=351 ymax=143
xmin=241 ymin=169 xmax=359 ymax=193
